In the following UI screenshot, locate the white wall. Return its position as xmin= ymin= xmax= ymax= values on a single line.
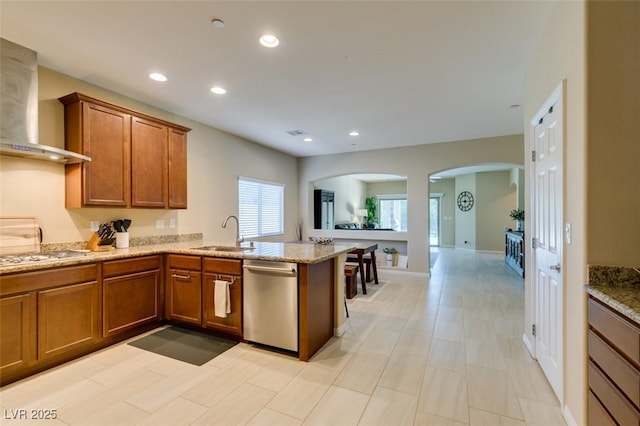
xmin=298 ymin=134 xmax=524 ymax=273
xmin=476 ymin=171 xmax=517 ymax=252
xmin=454 ymin=174 xmax=476 ymax=250
xmin=0 ymin=67 xmax=299 ymax=246
xmin=312 ymin=175 xmax=367 ymax=225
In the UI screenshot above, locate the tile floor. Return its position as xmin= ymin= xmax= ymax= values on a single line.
xmin=0 ymin=249 xmax=566 ymax=425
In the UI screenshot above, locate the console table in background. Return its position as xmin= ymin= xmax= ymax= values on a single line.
xmin=505 ymin=230 xmax=524 ymax=277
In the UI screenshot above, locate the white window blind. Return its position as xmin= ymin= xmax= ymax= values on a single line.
xmin=238 ymin=178 xmax=284 ymax=238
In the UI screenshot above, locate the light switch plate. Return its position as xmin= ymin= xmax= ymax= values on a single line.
xmin=155 ymin=220 xmax=165 ymax=229
xmin=90 ymin=221 xmax=99 ymax=232
xmin=169 ymin=218 xmax=176 ymax=229
xmin=565 ymin=223 xmax=572 ymax=244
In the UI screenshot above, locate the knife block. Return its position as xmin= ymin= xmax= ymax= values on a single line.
xmin=86 ymin=233 xmax=113 ymax=252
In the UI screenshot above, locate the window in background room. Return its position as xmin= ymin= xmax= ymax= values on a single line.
xmin=429 ymin=196 xmax=441 ymax=246
xmin=238 ymin=177 xmax=284 ymax=238
xmin=378 ymin=196 xmax=407 ymax=231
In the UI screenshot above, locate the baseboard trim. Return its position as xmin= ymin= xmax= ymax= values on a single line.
xmin=562 ymin=404 xmax=578 ymax=426
xmin=334 ymin=322 xmax=347 ymax=337
xmin=378 ymin=268 xmax=430 ymax=278
xmin=522 ymin=333 xmax=535 ymax=358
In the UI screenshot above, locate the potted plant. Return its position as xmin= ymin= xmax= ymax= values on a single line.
xmin=509 ymin=209 xmax=525 ymax=231
xmin=383 ymin=247 xmax=398 ymax=266
xmin=365 ymin=197 xmax=377 ymax=228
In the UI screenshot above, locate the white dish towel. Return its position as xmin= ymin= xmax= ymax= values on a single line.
xmin=214 ymin=280 xmax=231 ymax=318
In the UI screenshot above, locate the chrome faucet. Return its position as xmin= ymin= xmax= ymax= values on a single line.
xmin=222 ymin=215 xmax=243 ymax=247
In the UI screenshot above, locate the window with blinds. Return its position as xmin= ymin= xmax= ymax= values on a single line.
xmin=238 ymin=178 xmax=284 ymax=238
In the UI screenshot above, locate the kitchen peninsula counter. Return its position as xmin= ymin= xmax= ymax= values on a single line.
xmin=584 ymin=265 xmax=640 ymax=323
xmin=0 ymin=240 xmax=354 ymax=275
xmin=0 ymin=239 xmax=353 ymax=384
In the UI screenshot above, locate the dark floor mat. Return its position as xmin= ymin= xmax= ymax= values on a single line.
xmin=128 ymin=326 xmax=237 ymax=366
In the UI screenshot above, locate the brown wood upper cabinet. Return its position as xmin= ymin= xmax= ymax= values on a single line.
xmin=59 ymin=92 xmax=190 ymax=209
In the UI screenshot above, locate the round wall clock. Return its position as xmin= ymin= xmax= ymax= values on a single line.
xmin=457 ymin=191 xmax=474 ymax=211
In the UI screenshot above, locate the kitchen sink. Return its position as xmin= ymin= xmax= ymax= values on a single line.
xmin=194 ymin=245 xmax=253 ymax=252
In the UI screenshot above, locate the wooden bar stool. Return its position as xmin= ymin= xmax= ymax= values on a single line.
xmin=344 ymin=264 xmax=360 ymax=299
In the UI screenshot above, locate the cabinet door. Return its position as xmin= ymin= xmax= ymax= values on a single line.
xmin=167 ymin=269 xmax=202 ymax=324
xmin=168 ymin=128 xmax=188 ymax=209
xmin=37 ymin=281 xmax=100 ymax=360
xmin=65 ymin=101 xmax=131 ymax=207
xmin=202 ymin=273 xmax=242 ymax=336
xmin=131 ymin=116 xmax=168 ymax=207
xmin=103 ymin=270 xmax=160 ymax=337
xmin=0 ymin=293 xmax=36 ymax=376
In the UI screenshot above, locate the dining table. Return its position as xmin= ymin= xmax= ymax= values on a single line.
xmin=347 ymin=242 xmax=379 ymax=294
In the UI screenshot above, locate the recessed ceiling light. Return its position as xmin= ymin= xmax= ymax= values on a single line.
xmin=259 ymin=34 xmax=279 ymax=48
xmin=149 ymin=73 xmax=167 ymax=82
xmin=349 ymin=131 xmax=360 ymax=136
xmin=303 ymin=137 xmax=312 ymax=142
xmin=211 ymin=18 xmax=225 ymax=28
xmin=210 ymin=86 xmax=227 ymax=95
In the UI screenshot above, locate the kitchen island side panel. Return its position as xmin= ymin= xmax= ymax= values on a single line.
xmin=298 ymin=258 xmax=335 ymax=361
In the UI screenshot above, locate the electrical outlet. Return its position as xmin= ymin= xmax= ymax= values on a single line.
xmin=169 ymin=218 xmax=176 ymax=229
xmin=90 ymin=221 xmax=99 ymax=232
xmin=155 ymin=220 xmax=165 ymax=229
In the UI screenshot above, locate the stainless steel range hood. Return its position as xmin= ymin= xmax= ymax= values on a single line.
xmin=0 ymin=38 xmax=90 ymax=164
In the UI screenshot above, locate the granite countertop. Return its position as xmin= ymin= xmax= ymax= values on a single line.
xmin=585 ymin=265 xmax=640 ymax=324
xmin=0 ymin=239 xmax=355 ymax=275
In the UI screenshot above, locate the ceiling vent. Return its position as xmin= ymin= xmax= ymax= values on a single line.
xmin=286 ymin=130 xmax=307 ymax=136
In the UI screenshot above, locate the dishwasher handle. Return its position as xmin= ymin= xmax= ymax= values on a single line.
xmin=243 ymin=264 xmax=297 ymax=276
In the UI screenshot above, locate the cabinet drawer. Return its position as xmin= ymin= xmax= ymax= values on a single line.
xmin=103 ymin=255 xmax=161 ymax=277
xmin=589 ymin=390 xmax=616 ymax=426
xmin=203 ymin=257 xmax=242 ymax=275
xmin=589 ymin=361 xmax=640 ymax=426
xmin=589 ymin=298 xmax=640 ymax=365
xmin=0 ymin=264 xmax=98 ymax=296
xmin=589 ymin=329 xmax=640 ymax=405
xmin=167 ymin=254 xmax=201 ymax=270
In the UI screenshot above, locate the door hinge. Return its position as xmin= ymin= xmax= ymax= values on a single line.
xmin=532 ymin=237 xmax=537 ymax=249
xmin=532 ymin=324 xmax=536 ymax=336
xmin=531 ymin=150 xmax=536 ymax=162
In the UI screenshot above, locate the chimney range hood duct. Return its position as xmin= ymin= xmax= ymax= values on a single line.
xmin=0 ymin=38 xmax=90 ymax=164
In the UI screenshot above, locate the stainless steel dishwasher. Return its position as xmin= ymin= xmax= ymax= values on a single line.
xmin=243 ymin=259 xmax=298 ymax=352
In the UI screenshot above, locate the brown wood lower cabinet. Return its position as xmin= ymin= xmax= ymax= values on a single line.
xmin=299 ymin=259 xmax=334 ymax=361
xmin=103 ymin=256 xmax=161 ymax=337
xmin=202 ymin=257 xmax=242 ymax=336
xmin=166 ymin=255 xmax=202 ymax=325
xmin=0 ymin=293 xmax=36 ymax=376
xmin=0 ymin=261 xmax=162 ymax=386
xmin=37 ymin=281 xmax=101 ymax=360
xmin=588 ymin=297 xmax=640 ymax=425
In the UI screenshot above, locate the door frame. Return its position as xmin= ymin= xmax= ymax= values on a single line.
xmin=526 ymin=80 xmax=565 ymax=404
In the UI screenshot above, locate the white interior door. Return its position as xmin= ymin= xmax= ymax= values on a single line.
xmin=532 ymin=83 xmax=564 ymax=403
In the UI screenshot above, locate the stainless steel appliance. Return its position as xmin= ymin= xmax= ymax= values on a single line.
xmin=0 ymin=216 xmax=88 ymax=266
xmin=243 ymin=259 xmax=298 ymax=352
xmin=0 ymin=38 xmax=90 ymax=164
xmin=0 ymin=250 xmax=88 ymax=267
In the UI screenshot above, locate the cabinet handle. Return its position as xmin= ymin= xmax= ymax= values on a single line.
xmin=171 ymin=273 xmax=191 ymax=280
